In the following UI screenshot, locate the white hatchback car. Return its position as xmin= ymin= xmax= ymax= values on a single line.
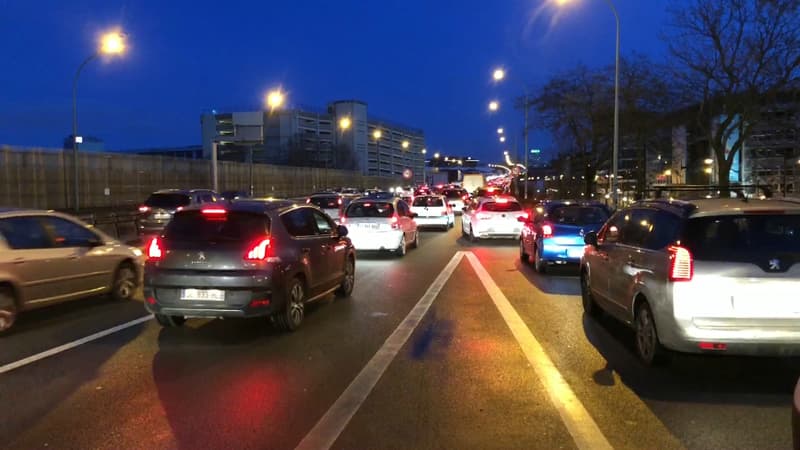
xmin=462 ymin=196 xmax=527 ymax=241
xmin=410 ymin=195 xmax=454 ymax=231
xmin=341 ymin=198 xmax=419 ymax=256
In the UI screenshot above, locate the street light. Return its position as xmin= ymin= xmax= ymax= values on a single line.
xmin=497 ymin=127 xmax=504 ymax=134
xmin=493 ymin=68 xmax=506 ymax=81
xmin=554 ymin=0 xmax=620 ymax=208
xmin=488 ymin=100 xmax=499 ymax=112
xmin=499 ymin=136 xmax=506 ymax=143
xmin=339 ymin=116 xmax=352 ymax=130
xmin=434 ymin=152 xmax=440 ymax=159
xmin=372 ymin=129 xmax=382 ymax=177
xmin=492 ymin=67 xmax=531 ymax=200
xmin=402 ymin=140 xmax=410 ymax=149
xmin=72 ymin=29 xmax=126 ymax=212
xmin=266 ymin=89 xmax=285 ymax=111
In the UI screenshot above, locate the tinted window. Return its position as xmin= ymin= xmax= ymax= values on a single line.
xmin=42 ymin=217 xmax=99 ymax=247
xmin=600 ymin=212 xmax=627 ymax=244
xmin=397 ymin=201 xmax=410 ymax=216
xmin=165 ymin=211 xmax=270 ymax=242
xmin=683 ymin=214 xmax=800 ymax=262
xmin=312 ymin=211 xmax=334 ymax=234
xmin=442 ymin=190 xmax=465 ymax=199
xmin=547 ymin=206 xmax=609 ymax=225
xmin=200 ymin=193 xmax=215 ymax=203
xmin=412 ymin=197 xmax=445 ymax=207
xmin=621 ymin=209 xmax=655 ymax=248
xmin=0 ymin=217 xmax=52 ymax=249
xmin=481 ymin=201 xmax=522 ymax=212
xmin=309 ymin=196 xmax=340 ymax=209
xmin=346 ymin=202 xmax=394 ymax=218
xmin=644 ymin=211 xmax=682 ymax=250
xmin=281 ymin=209 xmax=318 ymax=237
xmin=145 ymin=193 xmax=191 ymax=208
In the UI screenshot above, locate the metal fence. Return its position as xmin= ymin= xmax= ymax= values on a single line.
xmin=1 ymin=146 xmax=398 ymax=210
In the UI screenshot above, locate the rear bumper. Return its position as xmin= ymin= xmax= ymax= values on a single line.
xmin=415 ymin=216 xmax=450 ymax=227
xmin=137 ymin=219 xmax=169 ymax=235
xmin=541 ymin=241 xmax=585 ymax=263
xmin=144 ymin=268 xmax=281 ymax=318
xmin=472 ymin=223 xmax=521 ymax=239
xmin=658 ymin=314 xmax=800 ymax=356
xmin=347 ymin=230 xmax=403 ymax=251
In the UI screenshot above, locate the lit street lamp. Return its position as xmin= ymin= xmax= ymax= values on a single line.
xmin=372 ymin=129 xmax=382 ymax=176
xmin=421 ymin=148 xmax=427 ymax=184
xmin=402 ymin=140 xmax=410 ymax=149
xmin=71 ymin=29 xmax=126 ymax=211
xmin=488 ymin=100 xmax=500 ymax=112
xmin=492 ymin=67 xmax=531 ymax=199
xmin=266 ymin=89 xmax=285 ymax=111
xmin=554 ymin=0 xmax=620 ymax=208
xmin=499 ymin=136 xmax=506 ymax=143
xmin=497 ymin=127 xmax=504 ymax=134
xmin=339 ymin=116 xmax=352 ymax=131
xmin=493 ymin=68 xmax=506 ymax=81
xmin=434 ymin=152 xmax=440 ymax=159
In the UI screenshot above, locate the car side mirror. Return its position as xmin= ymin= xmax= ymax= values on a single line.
xmin=584 ymin=231 xmax=598 ymax=247
xmin=337 ymin=225 xmax=348 ymax=237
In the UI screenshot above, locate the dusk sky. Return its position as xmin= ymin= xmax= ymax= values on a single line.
xmin=1 ymin=0 xmax=672 ymax=163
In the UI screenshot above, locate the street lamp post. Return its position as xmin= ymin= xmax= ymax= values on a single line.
xmin=421 ymin=149 xmax=427 ymax=185
xmin=71 ymin=30 xmax=125 ymax=212
xmin=372 ymin=129 xmax=382 ymax=177
xmin=492 ymin=67 xmax=531 ymax=199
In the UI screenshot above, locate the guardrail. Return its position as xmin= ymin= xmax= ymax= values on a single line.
xmin=62 ymin=209 xmax=140 ymax=244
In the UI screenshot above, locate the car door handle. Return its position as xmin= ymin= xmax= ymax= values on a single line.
xmin=12 ymin=258 xmax=26 ymax=265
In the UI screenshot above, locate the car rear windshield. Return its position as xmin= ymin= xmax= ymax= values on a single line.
xmin=481 ymin=201 xmax=522 ymax=212
xmin=683 ymin=214 xmax=800 ymax=262
xmin=442 ymin=190 xmax=465 ymax=199
xmin=309 ymin=196 xmax=340 ymax=209
xmin=144 ymin=193 xmax=191 ymax=208
xmin=346 ymin=202 xmax=394 ymax=218
xmin=164 ymin=211 xmax=270 ymax=242
xmin=413 ymin=197 xmax=444 ymax=207
xmin=548 ymin=206 xmax=609 ymax=225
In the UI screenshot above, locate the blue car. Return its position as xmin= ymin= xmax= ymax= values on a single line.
xmin=519 ymin=201 xmax=610 ymax=273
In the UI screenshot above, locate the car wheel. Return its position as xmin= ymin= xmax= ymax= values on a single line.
xmin=534 ymin=246 xmax=547 ymax=273
xmin=519 ymin=239 xmax=529 ymax=263
xmin=448 ymin=218 xmax=455 ymax=229
xmin=469 ymin=226 xmax=478 ymax=242
xmin=395 ymin=235 xmax=407 ymax=257
xmin=111 ymin=264 xmax=138 ymax=301
xmin=411 ymin=231 xmax=419 ymax=249
xmin=634 ymin=301 xmax=669 ymax=366
xmin=0 ymin=289 xmax=18 ymax=334
xmin=580 ymin=270 xmax=601 ymax=317
xmin=155 ymin=314 xmax=186 ymax=328
xmin=274 ymin=278 xmax=305 ymax=332
xmin=336 ymin=257 xmax=355 ymax=298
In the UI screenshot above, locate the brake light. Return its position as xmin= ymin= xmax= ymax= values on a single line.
xmin=147 ymin=237 xmax=163 ymax=260
xmin=519 ymin=212 xmax=529 ymax=220
xmin=340 ymin=217 xmax=347 ymax=224
xmin=699 ymin=342 xmax=727 ymax=351
xmin=390 ymin=214 xmax=400 ymax=229
xmin=496 ymin=198 xmax=509 ymax=204
xmin=201 ymin=208 xmax=227 ymax=215
xmin=338 ymin=198 xmax=343 ymax=205
xmin=542 ymin=224 xmax=553 ymax=238
xmin=245 ymin=238 xmax=271 ymax=261
xmin=138 ymin=205 xmax=150 ymax=213
xmin=668 ymin=245 xmax=693 ymax=282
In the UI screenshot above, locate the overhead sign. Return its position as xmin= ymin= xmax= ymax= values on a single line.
xmin=530 ymin=148 xmax=541 ymax=154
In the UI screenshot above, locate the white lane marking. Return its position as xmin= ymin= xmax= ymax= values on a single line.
xmin=0 ymin=315 xmax=153 ymax=375
xmin=296 ymin=251 xmax=465 ymax=450
xmin=465 ymin=252 xmax=613 ymax=450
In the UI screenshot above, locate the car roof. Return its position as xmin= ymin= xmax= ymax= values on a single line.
xmin=349 ymin=197 xmax=396 ymax=204
xmin=309 ymin=192 xmax=341 ymax=197
xmin=633 ymin=197 xmax=800 ymax=218
xmin=478 ymin=195 xmax=519 ymax=204
xmin=151 ymin=189 xmax=214 ymax=194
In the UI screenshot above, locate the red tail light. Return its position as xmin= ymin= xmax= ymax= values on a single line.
xmin=340 ymin=217 xmax=347 ymax=224
xmin=519 ymin=212 xmax=529 ymax=220
xmin=542 ymin=224 xmax=554 ymax=238
xmin=338 ymin=198 xmax=343 ymax=205
xmin=668 ymin=245 xmax=693 ymax=282
xmin=201 ymin=208 xmax=227 ymax=215
xmin=147 ymin=237 xmax=163 ymax=260
xmin=245 ymin=238 xmax=271 ymax=261
xmin=138 ymin=205 xmax=150 ymax=213
xmin=390 ymin=214 xmax=400 ymax=229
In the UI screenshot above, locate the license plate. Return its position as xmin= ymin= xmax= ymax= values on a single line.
xmin=154 ymin=213 xmax=171 ymax=220
xmin=359 ymin=223 xmax=379 ymax=230
xmin=181 ymin=289 xmax=225 ymax=301
xmin=567 ymin=248 xmax=585 ymax=258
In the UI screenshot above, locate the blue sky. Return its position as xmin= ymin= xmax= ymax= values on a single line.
xmin=0 ymin=0 xmax=671 ymax=163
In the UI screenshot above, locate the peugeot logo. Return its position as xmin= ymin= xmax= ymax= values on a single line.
xmin=769 ymin=258 xmax=781 ymax=271
xmin=190 ymin=252 xmax=207 ymax=264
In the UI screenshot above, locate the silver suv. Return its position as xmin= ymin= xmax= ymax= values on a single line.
xmin=581 ymin=198 xmax=800 ymax=365
xmin=0 ymin=209 xmax=145 ymax=333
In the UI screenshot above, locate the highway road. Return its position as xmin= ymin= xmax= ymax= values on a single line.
xmin=1 ymin=219 xmax=798 ymax=449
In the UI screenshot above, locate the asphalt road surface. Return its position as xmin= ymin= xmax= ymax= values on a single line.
xmin=2 ymin=219 xmax=799 ymax=449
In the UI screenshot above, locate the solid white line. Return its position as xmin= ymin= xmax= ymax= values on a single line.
xmin=464 ymin=252 xmax=613 ymax=450
xmin=296 ymin=251 xmax=465 ymax=450
xmin=0 ymin=315 xmax=153 ymax=375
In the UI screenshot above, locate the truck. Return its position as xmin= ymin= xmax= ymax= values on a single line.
xmin=462 ymin=173 xmax=485 ymax=195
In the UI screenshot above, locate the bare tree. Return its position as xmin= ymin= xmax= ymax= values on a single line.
xmin=666 ymin=0 xmax=800 ymax=187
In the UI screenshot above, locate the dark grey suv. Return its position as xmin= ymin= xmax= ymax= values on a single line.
xmin=143 ymin=200 xmax=356 ymax=331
